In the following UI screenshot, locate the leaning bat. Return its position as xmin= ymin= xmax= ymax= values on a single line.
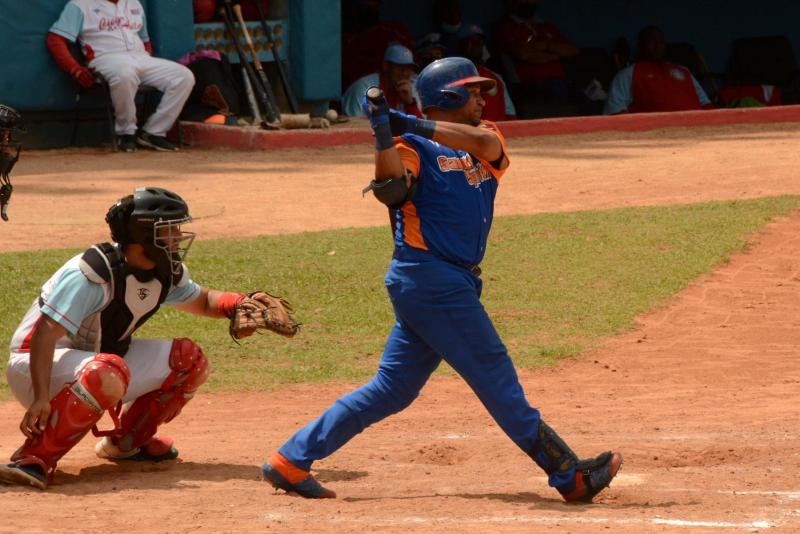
xmin=230 ymin=2 xmax=281 ymax=124
xmin=219 ymin=3 xmax=280 ymax=126
xmin=250 ymin=0 xmax=300 ymax=114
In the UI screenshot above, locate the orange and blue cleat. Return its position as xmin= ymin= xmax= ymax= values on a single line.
xmin=262 ymin=452 xmax=336 ymax=499
xmin=560 ymin=451 xmax=623 ymax=503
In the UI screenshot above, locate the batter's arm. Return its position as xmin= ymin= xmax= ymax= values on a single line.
xmin=431 ymin=122 xmax=503 ymax=163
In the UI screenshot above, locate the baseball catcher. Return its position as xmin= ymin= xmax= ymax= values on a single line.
xmin=0 ymin=104 xmax=23 ymax=222
xmin=0 ymin=186 xmax=298 ymax=490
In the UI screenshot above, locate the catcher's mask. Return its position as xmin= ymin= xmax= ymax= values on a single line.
xmin=0 ymin=104 xmax=24 ymax=222
xmin=106 ymin=187 xmax=196 ymax=281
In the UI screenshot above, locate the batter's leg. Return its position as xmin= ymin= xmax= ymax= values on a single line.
xmin=89 ymin=53 xmax=141 ymax=135
xmin=137 ymin=56 xmax=195 ymax=137
xmin=263 ymin=320 xmax=441 ymax=497
xmin=390 ymin=260 xmax=621 ymax=500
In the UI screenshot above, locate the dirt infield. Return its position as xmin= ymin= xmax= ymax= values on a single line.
xmin=2 ymin=122 xmax=800 ymax=532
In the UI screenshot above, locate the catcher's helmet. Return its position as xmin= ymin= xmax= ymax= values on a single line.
xmin=106 ymin=187 xmax=195 ymax=280
xmin=0 ymin=105 xmax=24 ymax=133
xmin=416 ymin=57 xmax=496 ymax=111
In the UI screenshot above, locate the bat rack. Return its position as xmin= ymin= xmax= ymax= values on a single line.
xmin=193 ymin=20 xmax=289 ymax=64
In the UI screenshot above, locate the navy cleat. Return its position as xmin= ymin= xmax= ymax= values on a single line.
xmin=262 ymin=452 xmax=336 ymax=499
xmin=0 ymin=460 xmax=48 ymax=490
xmin=559 ymin=451 xmax=623 ymax=503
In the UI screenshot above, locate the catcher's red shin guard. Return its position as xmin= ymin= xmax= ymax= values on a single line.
xmin=7 ymin=354 xmax=130 ymax=487
xmin=112 ymin=338 xmax=209 ymax=453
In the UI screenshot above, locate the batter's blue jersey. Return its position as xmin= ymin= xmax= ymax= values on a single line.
xmin=393 ymin=120 xmax=509 ymax=267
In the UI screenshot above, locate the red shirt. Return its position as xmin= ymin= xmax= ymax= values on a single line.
xmin=496 ymin=17 xmax=571 ymax=83
xmin=476 ymin=64 xmax=515 ymax=122
xmin=630 ymin=62 xmax=703 ymax=113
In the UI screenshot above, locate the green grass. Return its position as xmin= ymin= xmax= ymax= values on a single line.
xmin=1 ymin=196 xmax=797 ymax=399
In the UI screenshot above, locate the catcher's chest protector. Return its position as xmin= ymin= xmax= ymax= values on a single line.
xmin=75 ymin=243 xmax=172 ymax=356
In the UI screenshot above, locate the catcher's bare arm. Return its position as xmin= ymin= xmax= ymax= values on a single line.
xmin=175 ymin=287 xmax=236 ymax=318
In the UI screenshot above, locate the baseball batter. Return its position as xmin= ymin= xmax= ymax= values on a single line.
xmin=262 ymin=57 xmax=622 ymax=502
xmin=0 ymin=187 xmax=292 ymax=490
xmin=46 ymin=0 xmax=194 ymax=152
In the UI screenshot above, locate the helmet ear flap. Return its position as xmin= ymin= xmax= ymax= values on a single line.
xmin=106 ymin=196 xmax=134 ymax=244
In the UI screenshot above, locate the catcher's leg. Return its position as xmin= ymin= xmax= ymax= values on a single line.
xmin=95 ymin=338 xmax=209 ymax=461
xmin=0 ymin=354 xmax=130 ymax=489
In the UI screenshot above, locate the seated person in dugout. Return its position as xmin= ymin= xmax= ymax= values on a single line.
xmin=47 ymin=0 xmax=195 ymax=152
xmin=495 ymin=0 xmax=579 ymax=97
xmin=341 ymin=43 xmax=423 ymax=118
xmin=604 ymin=26 xmax=713 ymax=114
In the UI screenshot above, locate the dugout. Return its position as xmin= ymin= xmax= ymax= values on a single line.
xmin=0 ymin=0 xmax=798 ymax=147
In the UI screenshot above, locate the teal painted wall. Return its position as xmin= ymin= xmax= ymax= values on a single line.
xmin=289 ymin=0 xmax=341 ymax=102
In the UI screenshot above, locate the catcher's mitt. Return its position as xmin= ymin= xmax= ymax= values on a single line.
xmin=229 ymin=291 xmax=300 ymax=340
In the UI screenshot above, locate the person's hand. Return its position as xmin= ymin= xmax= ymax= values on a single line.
xmin=387 ymin=108 xmax=417 ymax=136
xmin=20 ymin=398 xmax=51 ymax=438
xmin=360 ymin=86 xmax=390 ymax=131
xmin=69 ymin=65 xmax=95 ymax=89
xmin=394 ymin=79 xmax=414 ymax=105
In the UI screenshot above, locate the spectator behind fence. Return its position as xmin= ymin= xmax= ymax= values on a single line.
xmin=434 ymin=0 xmax=465 ymax=57
xmin=341 ymin=43 xmax=423 ymax=118
xmin=46 ymin=0 xmax=195 ymax=152
xmin=457 ymin=25 xmax=517 ymax=121
xmin=604 ymin=26 xmax=713 ymax=115
xmin=417 ymin=33 xmax=446 ymax=70
xmin=341 ymin=0 xmax=416 ymax=91
xmin=496 ymin=0 xmax=578 ymax=91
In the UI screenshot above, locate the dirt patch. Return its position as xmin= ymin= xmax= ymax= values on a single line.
xmin=2 ymin=122 xmax=800 ymax=532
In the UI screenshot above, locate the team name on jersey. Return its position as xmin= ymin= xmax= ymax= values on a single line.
xmin=99 ymin=16 xmax=142 ymax=32
xmin=436 ymin=154 xmax=494 ymax=187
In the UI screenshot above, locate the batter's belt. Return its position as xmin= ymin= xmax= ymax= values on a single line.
xmin=392 ymin=246 xmax=482 ymax=277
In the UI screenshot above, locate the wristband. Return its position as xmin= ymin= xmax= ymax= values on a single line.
xmin=373 ymin=122 xmax=394 ymax=151
xmin=413 ymin=119 xmax=436 ymax=139
xmin=217 ymin=292 xmax=246 ymax=318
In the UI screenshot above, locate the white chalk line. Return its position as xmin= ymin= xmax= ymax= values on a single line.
xmin=263 ymin=512 xmax=776 ymax=529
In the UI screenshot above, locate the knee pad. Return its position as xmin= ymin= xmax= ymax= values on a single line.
xmin=114 ymin=338 xmax=209 ymax=452
xmin=12 ymin=353 xmax=130 ymax=477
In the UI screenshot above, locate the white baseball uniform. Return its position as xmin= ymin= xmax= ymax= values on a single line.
xmin=50 ymin=0 xmax=195 ymax=136
xmin=6 ymin=252 xmax=202 ymax=409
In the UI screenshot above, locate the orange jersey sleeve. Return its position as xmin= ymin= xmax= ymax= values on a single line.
xmin=395 ymin=137 xmax=421 ymax=176
xmin=476 ymin=120 xmax=510 ymax=181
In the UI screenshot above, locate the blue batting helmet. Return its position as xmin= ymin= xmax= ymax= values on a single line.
xmin=415 ymin=57 xmax=496 ymax=111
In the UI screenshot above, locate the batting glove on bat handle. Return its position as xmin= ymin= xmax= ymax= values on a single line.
xmin=361 ymin=87 xmax=394 ymax=151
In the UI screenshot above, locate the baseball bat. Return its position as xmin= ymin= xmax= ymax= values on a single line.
xmin=250 ymin=0 xmax=300 ymax=114
xmin=366 ymin=86 xmax=384 ymax=104
xmin=240 ymin=65 xmax=263 ymax=125
xmin=229 ymin=2 xmax=281 ymax=124
xmin=219 ymin=4 xmax=280 ymax=126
